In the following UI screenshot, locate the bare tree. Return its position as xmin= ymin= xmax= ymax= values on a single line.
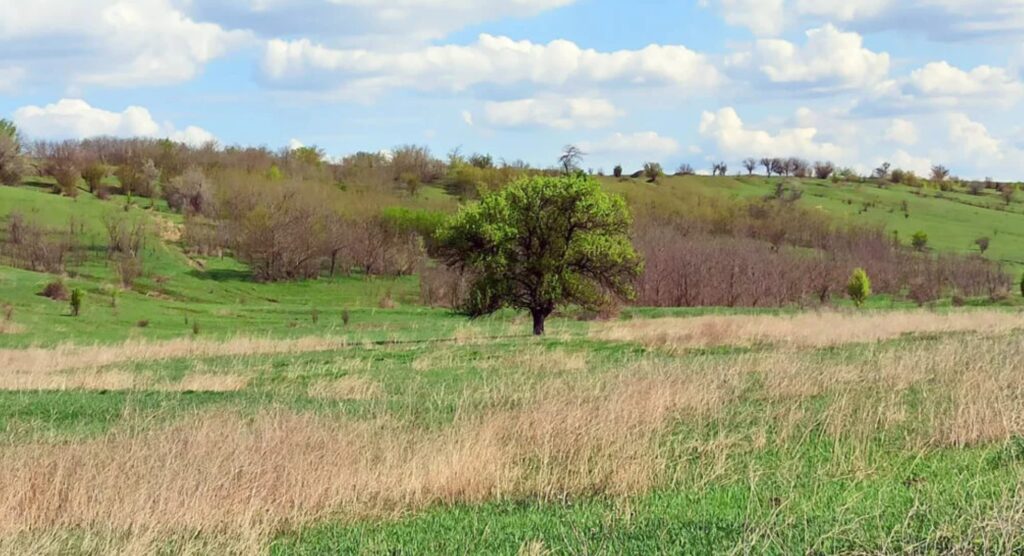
xmin=0 ymin=119 xmax=27 ymax=186
xmin=1001 ymin=184 xmax=1017 ymax=206
xmin=676 ymin=163 xmax=695 ymax=176
xmin=760 ymin=157 xmax=773 ymax=176
xmin=712 ymin=162 xmax=728 ymax=176
xmin=930 ymin=165 xmax=950 ymax=183
xmin=558 ymin=145 xmax=585 ymax=174
xmin=813 ymin=161 xmax=835 ymax=180
xmin=788 ymin=158 xmax=809 ymax=178
xmin=873 ymin=162 xmax=891 ymax=180
xmin=742 ymin=158 xmax=757 ymax=175
xmin=771 ymin=158 xmax=787 ymax=176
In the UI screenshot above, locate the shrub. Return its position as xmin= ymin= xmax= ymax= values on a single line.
xmin=0 ymin=126 xmax=27 ymax=186
xmin=911 ymin=231 xmax=928 ymax=252
xmin=643 ymin=162 xmax=663 ymax=182
xmin=40 ymin=279 xmax=70 ymax=301
xmin=846 ymin=268 xmax=871 ymax=308
xmin=975 ymin=236 xmax=990 ymax=254
xmin=69 ymin=287 xmax=83 ymax=316
xmin=378 ymin=290 xmax=396 ymax=309
xmin=342 ymin=308 xmax=350 ymax=326
xmin=81 ymin=162 xmax=109 ymax=195
xmin=311 ymin=307 xmax=319 ymax=324
xmin=136 ymin=320 xmax=150 ymax=328
xmin=613 ymin=165 xmax=623 ymax=178
xmin=114 ymin=253 xmax=144 ymax=288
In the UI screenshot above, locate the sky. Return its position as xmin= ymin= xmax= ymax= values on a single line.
xmin=1 ymin=0 xmax=1023 ymax=179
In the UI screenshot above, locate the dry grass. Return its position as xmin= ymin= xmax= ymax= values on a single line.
xmin=0 ymin=366 xmax=734 ymax=554
xmin=593 ymin=309 xmax=1024 ymax=350
xmin=0 ymin=321 xmax=23 ymax=335
xmin=0 ymin=336 xmax=351 ymax=374
xmin=307 ymin=375 xmax=383 ymax=400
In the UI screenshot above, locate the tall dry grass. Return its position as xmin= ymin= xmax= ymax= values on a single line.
xmin=3 ymin=314 xmax=1024 ymax=552
xmin=594 ymin=309 xmax=1024 ymax=349
xmin=0 ymin=366 xmax=736 ymax=554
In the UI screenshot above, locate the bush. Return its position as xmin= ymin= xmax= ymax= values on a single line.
xmin=846 ymin=268 xmax=871 ymax=307
xmin=69 ymin=287 xmax=83 ymax=316
xmin=0 ymin=123 xmax=27 ymax=186
xmin=911 ymin=231 xmax=928 ymax=252
xmin=40 ymin=279 xmax=70 ymax=301
xmin=643 ymin=162 xmax=663 ymax=182
xmin=613 ymin=165 xmax=623 ymax=178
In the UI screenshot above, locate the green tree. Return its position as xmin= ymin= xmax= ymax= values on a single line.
xmin=69 ymin=288 xmax=84 ymax=317
xmin=911 ymin=230 xmax=928 ymax=252
xmin=846 ymin=268 xmax=871 ymax=308
xmin=436 ymin=174 xmax=642 ymax=335
xmin=0 ymin=119 xmax=27 ymax=185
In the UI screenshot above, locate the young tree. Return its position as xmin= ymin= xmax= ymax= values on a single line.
xmin=742 ymin=158 xmax=757 ymax=175
xmin=70 ymin=287 xmax=84 ymax=317
xmin=846 ymin=268 xmax=871 ymax=308
xmin=813 ymin=161 xmax=835 ymax=179
xmin=1001 ymin=184 xmax=1016 ymax=206
xmin=0 ymin=119 xmax=27 ymax=186
xmin=81 ymin=162 xmax=109 ymax=196
xmin=436 ymin=174 xmax=641 ymax=335
xmin=643 ymin=162 xmax=663 ymax=182
xmin=911 ymin=230 xmax=929 ymax=252
xmin=558 ymin=144 xmax=585 ymax=174
xmin=974 ymin=236 xmax=990 ymax=254
xmin=930 ymin=165 xmax=950 ymax=183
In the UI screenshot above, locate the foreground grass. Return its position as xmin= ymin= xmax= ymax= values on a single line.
xmin=2 ymin=310 xmax=1024 ymax=554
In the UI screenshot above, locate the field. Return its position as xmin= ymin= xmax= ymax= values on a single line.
xmin=2 ymin=179 xmax=1024 ymax=553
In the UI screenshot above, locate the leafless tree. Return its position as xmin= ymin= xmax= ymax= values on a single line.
xmin=558 ymin=145 xmax=585 ymax=174
xmin=742 ymin=158 xmax=757 ymax=175
xmin=760 ymin=157 xmax=773 ymax=176
xmin=813 ymin=161 xmax=835 ymax=180
xmin=930 ymin=165 xmax=950 ymax=183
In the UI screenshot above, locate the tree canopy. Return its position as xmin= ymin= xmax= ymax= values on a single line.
xmin=436 ymin=174 xmax=642 ymax=335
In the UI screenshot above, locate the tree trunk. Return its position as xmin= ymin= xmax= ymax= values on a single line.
xmin=531 ymin=309 xmax=546 ymax=336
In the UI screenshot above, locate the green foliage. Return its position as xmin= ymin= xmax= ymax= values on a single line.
xmin=846 ymin=268 xmax=871 ymax=307
xmin=911 ymin=230 xmax=929 ymax=251
xmin=437 ymin=174 xmax=642 ymax=335
xmin=70 ymin=288 xmax=84 ymax=317
xmin=380 ymin=207 xmax=447 ymax=247
xmin=266 ymin=164 xmax=283 ymax=181
xmin=643 ymin=162 xmax=663 ymax=182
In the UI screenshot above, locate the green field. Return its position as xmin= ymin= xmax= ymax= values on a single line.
xmin=2 ymin=180 xmax=1024 ymax=553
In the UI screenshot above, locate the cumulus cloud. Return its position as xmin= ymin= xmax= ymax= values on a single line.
xmin=725 ymin=25 xmax=889 ymax=92
xmin=261 ymin=34 xmax=722 ymax=97
xmin=0 ymin=0 xmax=251 ymax=89
xmin=698 ymin=107 xmax=844 ymax=160
xmin=703 ymin=0 xmax=1024 ymax=40
xmin=885 ymin=119 xmax=918 ymax=145
xmin=480 ymin=96 xmax=620 ymax=129
xmin=947 ymin=113 xmax=1005 ymax=161
xmin=855 ymin=61 xmax=1023 ymax=116
xmin=12 ymin=99 xmax=215 ymax=146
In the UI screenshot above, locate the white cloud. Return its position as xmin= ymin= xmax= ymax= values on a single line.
xmin=908 ymin=62 xmax=1023 ymax=99
xmin=947 ymin=113 xmax=1005 ymax=161
xmin=889 ymin=149 xmax=933 ymax=175
xmin=885 ymin=119 xmax=918 ymax=145
xmin=481 ymin=96 xmax=620 ymax=129
xmin=726 ymin=25 xmax=889 ymax=92
xmin=698 ymin=107 xmax=844 ymax=160
xmin=12 ymin=99 xmax=215 ymax=146
xmin=704 ymin=0 xmax=1024 ymax=40
xmin=461 ymin=110 xmax=475 ymax=126
xmin=579 ymin=132 xmax=680 ymax=155
xmin=288 ymin=138 xmax=306 ymax=150
xmin=261 ymin=34 xmax=722 ymax=97
xmin=856 ymin=61 xmax=1023 ymax=115
xmin=0 ymin=0 xmax=251 ymax=88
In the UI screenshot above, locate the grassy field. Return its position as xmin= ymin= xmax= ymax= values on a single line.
xmin=2 ymin=180 xmax=1024 ymax=553
xmin=2 ymin=311 xmax=1024 ymax=553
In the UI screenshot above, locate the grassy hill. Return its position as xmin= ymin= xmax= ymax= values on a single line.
xmin=601 ymin=174 xmax=1024 ymax=272
xmin=1 ymin=175 xmax=1022 ymax=347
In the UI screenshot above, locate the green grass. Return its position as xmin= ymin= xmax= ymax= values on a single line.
xmin=602 ymin=174 xmax=1024 ymax=272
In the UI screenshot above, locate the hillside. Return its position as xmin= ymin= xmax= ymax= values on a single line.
xmin=601 ymin=174 xmax=1024 ymax=271
xmin=1 ymin=174 xmax=1022 ymax=347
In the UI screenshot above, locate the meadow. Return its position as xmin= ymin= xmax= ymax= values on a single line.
xmin=2 ymin=166 xmax=1024 ymax=553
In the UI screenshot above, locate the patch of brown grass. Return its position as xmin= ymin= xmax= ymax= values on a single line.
xmin=307 ymin=375 xmax=382 ymax=400
xmin=0 ymin=365 xmax=735 ymax=553
xmin=593 ymin=310 xmax=1024 ymax=350
xmin=0 ymin=336 xmax=352 ymax=374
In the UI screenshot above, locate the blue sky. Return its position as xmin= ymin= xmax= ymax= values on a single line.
xmin=2 ymin=0 xmax=1023 ymax=179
